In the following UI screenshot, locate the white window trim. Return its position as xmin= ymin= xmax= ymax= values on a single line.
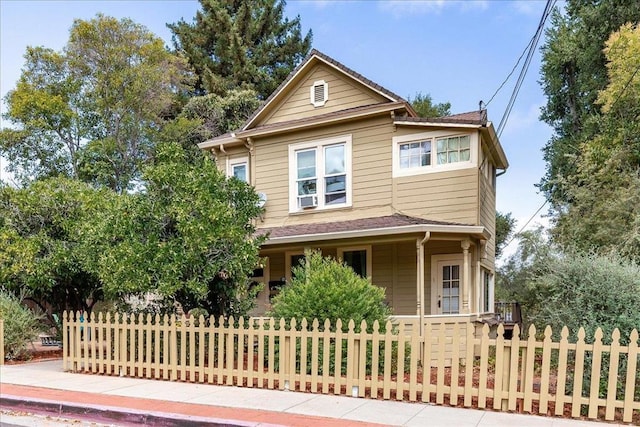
xmin=337 ymin=245 xmax=372 ymax=279
xmin=227 ymin=156 xmax=249 ymax=183
xmin=310 ymin=79 xmax=328 ymax=107
xmin=430 ymin=254 xmax=464 ymax=315
xmin=392 ymin=130 xmax=478 ymax=178
xmin=288 ymin=135 xmax=352 ymax=213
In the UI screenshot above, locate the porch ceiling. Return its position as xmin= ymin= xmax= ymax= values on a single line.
xmin=257 ymin=213 xmax=488 ymax=246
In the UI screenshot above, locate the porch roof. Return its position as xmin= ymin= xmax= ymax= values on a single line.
xmin=258 ymin=214 xmax=488 ymax=246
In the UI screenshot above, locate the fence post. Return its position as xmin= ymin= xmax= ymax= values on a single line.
xmin=352 ymin=336 xmax=360 ymax=397
xmin=0 ymin=318 xmax=4 ymax=366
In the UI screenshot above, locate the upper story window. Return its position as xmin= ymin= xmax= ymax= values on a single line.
xmin=310 ymin=80 xmax=328 ymax=107
xmin=399 ymin=141 xmax=431 ymax=168
xmin=228 ymin=157 xmax=249 ymax=183
xmin=392 ymin=131 xmax=477 ymax=178
xmin=436 ymin=135 xmax=470 ymax=164
xmin=289 ymin=135 xmax=352 ymax=212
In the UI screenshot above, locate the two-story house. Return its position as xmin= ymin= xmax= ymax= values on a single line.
xmin=198 ymin=50 xmax=508 ymax=331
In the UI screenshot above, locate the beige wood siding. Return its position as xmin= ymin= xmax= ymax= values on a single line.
xmin=372 ymin=243 xmax=394 ymax=307
xmin=394 ymin=168 xmax=479 ymax=224
xmin=395 ymin=241 xmax=417 ymax=315
xmin=479 ymin=174 xmax=496 ymax=267
xmin=254 ymin=116 xmax=395 ymax=228
xmin=262 ymin=64 xmax=388 ymax=126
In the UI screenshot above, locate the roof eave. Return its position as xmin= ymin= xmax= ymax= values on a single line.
xmin=198 ymin=135 xmax=244 ymax=150
xmin=260 ymin=224 xmax=488 ymax=246
xmin=480 ymin=122 xmax=509 ymax=170
xmin=394 ymin=119 xmax=483 ymax=129
xmin=202 ymin=103 xmax=407 ymax=148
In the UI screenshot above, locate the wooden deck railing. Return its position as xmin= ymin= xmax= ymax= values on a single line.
xmin=495 ymin=301 xmax=523 ymax=326
xmin=62 ymin=311 xmax=640 ymax=423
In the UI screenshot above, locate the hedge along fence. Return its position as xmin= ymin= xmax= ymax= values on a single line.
xmin=62 ymin=311 xmax=640 ymax=423
xmin=0 ymin=319 xmax=4 ymax=365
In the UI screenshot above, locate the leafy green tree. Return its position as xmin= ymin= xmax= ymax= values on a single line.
xmin=81 ymin=143 xmax=265 ymax=318
xmin=538 ymin=1 xmax=640 ymax=209
xmin=1 ymin=14 xmax=192 ymax=192
xmin=180 ymin=88 xmax=262 ymax=141
xmin=168 ymin=0 xmax=312 ymax=98
xmin=551 ymin=23 xmax=640 ymax=259
xmin=269 ymin=250 xmax=392 ymax=332
xmin=408 ymin=92 xmax=451 ymax=118
xmin=495 ymin=211 xmax=516 ymax=259
xmin=496 ymin=228 xmax=555 ymax=328
xmin=0 ymin=178 xmax=115 ymax=316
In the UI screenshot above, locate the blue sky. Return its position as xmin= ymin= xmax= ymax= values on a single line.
xmin=0 ymin=0 xmax=554 ymax=256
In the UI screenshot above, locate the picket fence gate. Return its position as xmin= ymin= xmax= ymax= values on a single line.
xmin=62 ymin=311 xmax=640 ymax=423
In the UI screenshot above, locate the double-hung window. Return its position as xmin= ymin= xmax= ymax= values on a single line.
xmin=392 ymin=131 xmax=476 ymax=177
xmin=289 ymin=135 xmax=352 ymax=212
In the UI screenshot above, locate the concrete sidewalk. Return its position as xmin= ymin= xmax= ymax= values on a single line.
xmin=0 ymin=360 xmax=619 ymax=427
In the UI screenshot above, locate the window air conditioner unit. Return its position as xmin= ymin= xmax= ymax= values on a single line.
xmin=299 ymin=195 xmax=318 ymax=208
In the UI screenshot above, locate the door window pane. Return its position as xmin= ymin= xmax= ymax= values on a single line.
xmin=441 ymin=264 xmax=460 ymax=314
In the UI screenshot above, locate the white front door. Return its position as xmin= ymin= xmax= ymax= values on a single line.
xmin=431 ymin=255 xmax=463 ymax=315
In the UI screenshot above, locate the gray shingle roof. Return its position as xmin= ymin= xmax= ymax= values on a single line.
xmin=258 ymin=213 xmax=469 ymax=239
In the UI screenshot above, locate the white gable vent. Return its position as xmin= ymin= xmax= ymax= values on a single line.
xmin=310 ymin=80 xmax=328 ymax=107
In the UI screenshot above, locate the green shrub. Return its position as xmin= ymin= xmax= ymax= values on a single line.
xmin=534 ymin=251 xmax=640 ymax=399
xmin=535 ymin=251 xmax=640 ymax=344
xmin=268 ymin=250 xmax=392 ymax=332
xmin=0 ymin=288 xmax=45 ymax=360
xmin=267 ymin=250 xmax=395 ymax=376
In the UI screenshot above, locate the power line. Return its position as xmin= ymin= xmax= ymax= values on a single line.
xmin=484 ymin=36 xmax=535 ymax=109
xmin=496 ymin=0 xmax=556 ymax=137
xmin=501 ymin=199 xmax=548 ymax=252
xmin=502 ymin=35 xmax=640 ymax=254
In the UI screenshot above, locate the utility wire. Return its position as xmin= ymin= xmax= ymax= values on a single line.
xmin=502 ymin=41 xmax=640 ymax=254
xmin=484 ymin=36 xmax=535 ymax=109
xmin=496 ymin=0 xmax=556 ymax=137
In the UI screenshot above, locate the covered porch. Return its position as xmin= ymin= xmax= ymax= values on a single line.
xmin=250 ymin=214 xmax=496 ymax=329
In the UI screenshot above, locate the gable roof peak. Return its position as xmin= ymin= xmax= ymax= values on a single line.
xmin=241 ymin=48 xmax=415 ymax=131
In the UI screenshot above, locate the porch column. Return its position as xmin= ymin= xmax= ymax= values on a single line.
xmin=416 ymin=232 xmax=430 ymax=338
xmin=461 ymin=239 xmax=471 ymax=313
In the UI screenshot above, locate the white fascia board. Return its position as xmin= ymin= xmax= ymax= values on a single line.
xmin=394 ymin=120 xmax=482 ymax=129
xmin=242 ymin=54 xmax=321 ymax=131
xmin=318 ymin=58 xmax=399 ymax=103
xmin=261 ymin=224 xmax=487 ymax=246
xmin=198 ymin=135 xmax=244 ymax=150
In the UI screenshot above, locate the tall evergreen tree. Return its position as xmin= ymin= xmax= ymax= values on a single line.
xmin=168 ymin=0 xmax=312 ymax=99
xmin=538 ymin=1 xmax=640 ymax=209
